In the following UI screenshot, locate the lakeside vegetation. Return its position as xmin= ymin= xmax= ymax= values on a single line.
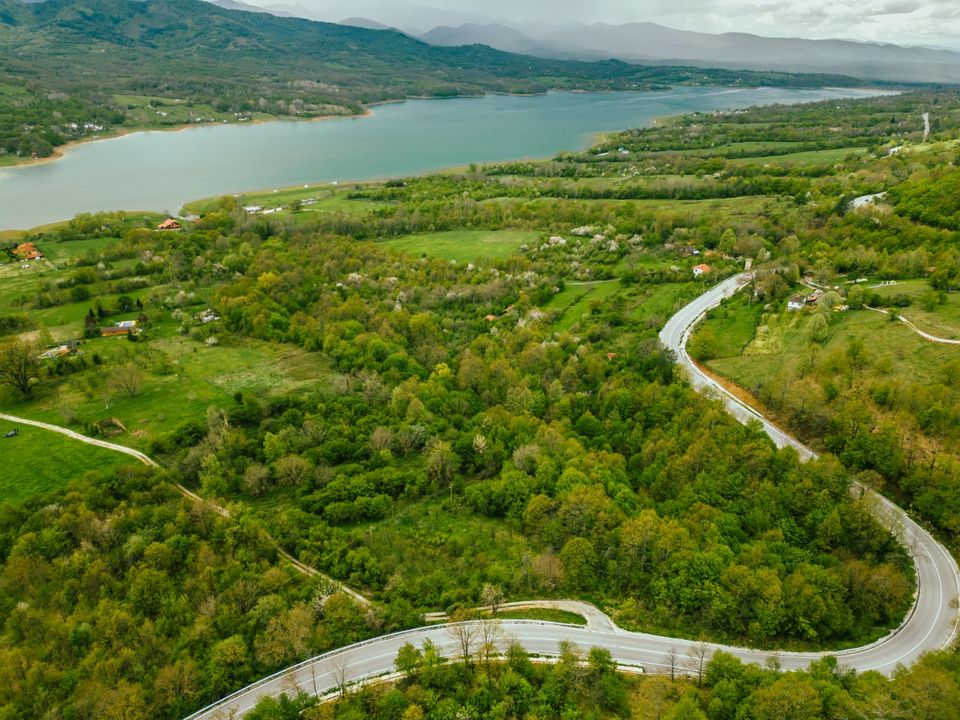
xmin=0 ymin=0 xmax=875 ymax=166
xmin=3 ymin=88 xmax=960 ymax=717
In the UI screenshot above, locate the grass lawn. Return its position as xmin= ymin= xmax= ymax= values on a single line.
xmin=697 ymin=291 xmax=766 ymax=358
xmin=496 ymin=608 xmax=588 ymax=625
xmin=731 ymin=147 xmax=867 ymax=166
xmin=0 ymin=423 xmax=131 ymax=503
xmin=380 ymin=230 xmax=540 ymax=264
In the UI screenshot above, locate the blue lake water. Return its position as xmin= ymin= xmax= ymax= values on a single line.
xmin=0 ymin=86 xmax=888 ymax=229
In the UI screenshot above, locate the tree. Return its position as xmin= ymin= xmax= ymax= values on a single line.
xmin=254 ymin=604 xmax=315 ymax=666
xmin=665 ymin=696 xmax=707 ymax=720
xmin=112 ymin=362 xmax=144 ymax=397
xmin=274 ymin=454 xmax=312 ymax=486
xmin=330 ymin=654 xmax=351 ymax=698
xmin=478 ymin=617 xmax=503 ymax=667
xmin=480 ymin=583 xmax=504 ymax=615
xmin=664 ymin=647 xmax=681 ymax=681
xmin=447 ymin=608 xmax=481 ymax=663
xmin=394 ymin=642 xmax=423 ymax=679
xmin=686 ymin=642 xmax=712 ymax=688
xmin=84 ymin=308 xmax=99 ymax=338
xmin=560 ymin=537 xmax=598 ymax=590
xmin=0 ymin=341 xmax=41 ymax=396
xmin=426 ymin=440 xmax=459 ymax=488
xmin=749 ymin=674 xmax=822 ymax=720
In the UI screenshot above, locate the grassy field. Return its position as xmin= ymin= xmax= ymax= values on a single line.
xmin=0 ymin=423 xmax=131 ymax=503
xmin=732 ymin=146 xmax=867 ymax=166
xmin=708 ymin=308 xmax=957 ymax=395
xmin=4 ymin=334 xmax=333 ymax=452
xmin=182 ymin=185 xmax=386 ymax=218
xmin=697 ymin=291 xmax=767 ymax=357
xmin=547 ymin=280 xmax=623 ymax=331
xmin=867 ymin=279 xmax=960 ymax=341
xmin=496 ymin=608 xmax=588 ymax=625
xmin=380 ymin=230 xmax=540 ymax=264
xmin=114 ymin=94 xmax=279 ymax=129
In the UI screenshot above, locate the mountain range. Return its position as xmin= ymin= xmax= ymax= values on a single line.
xmin=195 ymin=1 xmax=959 ymax=84
xmin=413 ymin=21 xmax=960 ymax=85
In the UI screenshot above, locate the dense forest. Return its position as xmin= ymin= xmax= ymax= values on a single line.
xmin=3 ymin=89 xmax=960 ymax=717
xmin=0 ymin=0 xmax=871 ymax=162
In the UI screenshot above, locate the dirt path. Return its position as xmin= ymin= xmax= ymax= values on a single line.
xmin=865 ymin=307 xmax=960 ymax=345
xmin=0 ymin=411 xmax=371 ymax=606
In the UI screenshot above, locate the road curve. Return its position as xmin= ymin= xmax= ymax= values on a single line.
xmin=181 ymin=274 xmax=959 ymax=720
xmin=658 ymin=273 xmax=960 ymax=670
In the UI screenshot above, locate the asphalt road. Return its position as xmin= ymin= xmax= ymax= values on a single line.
xmin=183 ymin=274 xmax=960 ymax=719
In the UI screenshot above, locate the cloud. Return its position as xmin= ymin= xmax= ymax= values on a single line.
xmin=875 ymin=0 xmax=919 ymax=15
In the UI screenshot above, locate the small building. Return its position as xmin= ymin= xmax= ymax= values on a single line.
xmin=692 ymin=263 xmax=712 ymax=278
xmin=787 ymin=295 xmax=806 ymax=311
xmin=157 ymin=218 xmax=182 ymax=231
xmin=101 ymin=320 xmax=138 ymax=337
xmin=12 ymin=242 xmax=43 ymax=261
xmin=198 ymin=308 xmax=220 ymax=324
xmin=39 ymin=344 xmax=75 ymax=360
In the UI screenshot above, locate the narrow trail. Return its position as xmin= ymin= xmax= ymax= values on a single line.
xmin=0 ymin=411 xmax=371 ymax=606
xmin=865 ymin=306 xmax=960 ymax=345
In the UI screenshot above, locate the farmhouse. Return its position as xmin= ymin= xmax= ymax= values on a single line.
xmin=12 ymin=242 xmax=43 ymax=261
xmin=787 ymin=295 xmax=806 ymax=311
xmin=692 ymin=263 xmax=712 ymax=278
xmin=100 ymin=320 xmax=138 ymax=337
xmin=157 ymin=218 xmax=182 ymax=230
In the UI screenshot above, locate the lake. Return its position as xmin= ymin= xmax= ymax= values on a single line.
xmin=0 ymin=86 xmax=888 ymax=229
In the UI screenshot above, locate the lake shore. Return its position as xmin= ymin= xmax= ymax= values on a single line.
xmin=1 ymin=108 xmax=375 ymax=170
xmin=0 ymin=87 xmax=658 ymax=170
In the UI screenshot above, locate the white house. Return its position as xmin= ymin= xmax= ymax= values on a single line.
xmin=787 ymin=296 xmax=805 ymax=311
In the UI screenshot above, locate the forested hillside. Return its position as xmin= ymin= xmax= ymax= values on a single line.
xmin=0 ymin=0 xmax=867 ymax=162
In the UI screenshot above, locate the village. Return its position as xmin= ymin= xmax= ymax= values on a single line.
xmin=0 ymin=217 xmax=200 ymax=363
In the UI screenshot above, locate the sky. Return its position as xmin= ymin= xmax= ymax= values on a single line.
xmin=262 ymin=0 xmax=960 ymax=49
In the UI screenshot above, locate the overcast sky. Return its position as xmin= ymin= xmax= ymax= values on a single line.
xmin=266 ymin=0 xmax=960 ymax=49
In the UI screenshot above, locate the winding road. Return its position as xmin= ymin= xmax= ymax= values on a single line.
xmin=176 ymin=273 xmax=960 ymax=720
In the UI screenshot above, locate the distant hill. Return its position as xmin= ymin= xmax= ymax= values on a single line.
xmin=340 ymin=17 xmax=392 ymax=31
xmin=420 ymin=23 xmax=544 ymax=55
xmin=421 ymin=21 xmax=960 ymax=85
xmin=207 ymin=0 xmax=292 ymax=17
